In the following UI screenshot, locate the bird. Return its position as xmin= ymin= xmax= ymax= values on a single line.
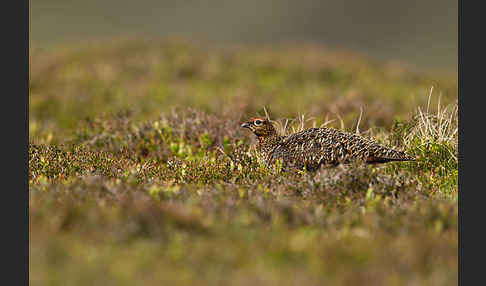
xmin=241 ymin=117 xmax=415 ymax=171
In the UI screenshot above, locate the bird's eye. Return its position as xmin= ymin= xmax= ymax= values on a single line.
xmin=254 ymin=119 xmax=263 ymax=126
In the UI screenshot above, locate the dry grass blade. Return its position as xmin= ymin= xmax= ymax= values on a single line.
xmin=263 ymin=106 xmax=271 ymax=121
xmin=355 ymin=106 xmax=364 ymax=134
xmin=407 ymin=87 xmax=458 ymax=148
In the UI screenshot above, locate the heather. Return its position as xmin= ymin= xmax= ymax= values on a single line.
xmin=29 ymin=39 xmax=457 ymax=286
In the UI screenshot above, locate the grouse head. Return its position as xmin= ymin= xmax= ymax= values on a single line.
xmin=241 ymin=117 xmax=277 ymax=138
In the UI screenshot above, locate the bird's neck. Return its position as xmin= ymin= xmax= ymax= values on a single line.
xmin=257 ymin=134 xmax=283 ymax=153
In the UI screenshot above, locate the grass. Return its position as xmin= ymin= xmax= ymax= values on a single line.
xmin=29 ymin=38 xmax=457 ymax=286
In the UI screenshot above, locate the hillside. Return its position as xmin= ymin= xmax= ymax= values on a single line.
xmin=29 ymin=39 xmax=458 ymax=286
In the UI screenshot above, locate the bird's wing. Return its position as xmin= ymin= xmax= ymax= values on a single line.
xmin=276 ymin=128 xmax=345 ymax=168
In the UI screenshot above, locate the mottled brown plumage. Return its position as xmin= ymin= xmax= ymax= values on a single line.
xmin=241 ymin=117 xmax=415 ymax=171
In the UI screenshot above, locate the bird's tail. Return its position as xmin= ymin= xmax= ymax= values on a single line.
xmin=366 ymin=147 xmax=416 ymax=164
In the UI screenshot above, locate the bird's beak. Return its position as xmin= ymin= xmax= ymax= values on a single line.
xmin=241 ymin=122 xmax=252 ymax=129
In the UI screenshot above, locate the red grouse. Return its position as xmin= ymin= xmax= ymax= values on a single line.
xmin=241 ymin=117 xmax=415 ymax=171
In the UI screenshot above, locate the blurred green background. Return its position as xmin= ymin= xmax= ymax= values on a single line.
xmin=30 ymin=0 xmax=457 ymax=72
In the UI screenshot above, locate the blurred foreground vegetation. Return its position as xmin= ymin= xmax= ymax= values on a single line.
xmin=29 ymin=39 xmax=457 ymax=286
